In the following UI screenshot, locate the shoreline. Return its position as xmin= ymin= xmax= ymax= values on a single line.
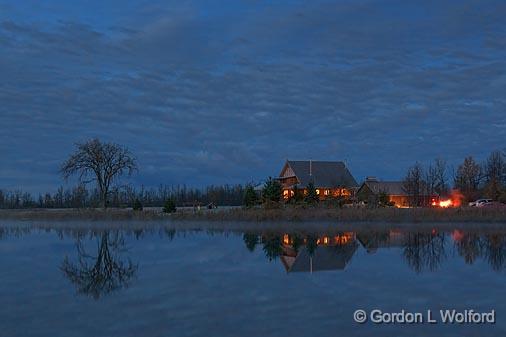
xmin=0 ymin=207 xmax=505 ymax=229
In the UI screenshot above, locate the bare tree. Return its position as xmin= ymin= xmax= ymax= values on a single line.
xmin=433 ymin=158 xmax=448 ymax=196
xmin=483 ymin=150 xmax=505 ymax=200
xmin=426 ymin=165 xmax=437 ymax=197
xmin=403 ymin=162 xmax=427 ymax=207
xmin=454 ymin=156 xmax=482 ymax=202
xmin=61 ymin=139 xmax=137 ymax=208
xmin=426 ymin=158 xmax=448 ymax=196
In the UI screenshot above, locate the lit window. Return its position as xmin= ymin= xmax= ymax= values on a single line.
xmin=316 ymin=189 xmax=320 ymax=195
xmin=324 ymin=189 xmax=330 ymax=196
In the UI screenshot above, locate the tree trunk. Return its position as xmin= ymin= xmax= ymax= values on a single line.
xmin=101 ymin=191 xmax=107 ymax=209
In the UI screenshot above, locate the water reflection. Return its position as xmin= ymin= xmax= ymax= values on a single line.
xmin=279 ymin=233 xmax=358 ymax=273
xmin=1 ymin=225 xmax=506 ymax=293
xmin=60 ymin=231 xmax=138 ymax=299
xmin=452 ymin=230 xmax=506 ymax=271
xmin=482 ymin=234 xmax=506 ymax=271
xmin=261 ymin=234 xmax=283 ymax=261
xmin=242 ymin=233 xmax=259 ymax=252
xmin=402 ymin=231 xmax=446 ymax=273
xmin=241 ymin=229 xmax=506 ymax=274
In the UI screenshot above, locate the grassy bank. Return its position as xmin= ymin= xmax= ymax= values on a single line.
xmin=0 ymin=206 xmax=505 ymax=224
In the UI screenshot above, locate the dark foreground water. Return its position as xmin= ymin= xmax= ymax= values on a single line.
xmin=1 ymin=225 xmax=506 ymax=337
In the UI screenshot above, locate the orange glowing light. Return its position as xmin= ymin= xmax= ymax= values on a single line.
xmin=334 ymin=235 xmax=349 ymax=244
xmin=439 ymin=199 xmax=453 ymax=208
xmin=283 ymin=190 xmax=289 ymax=199
xmin=283 ymin=234 xmax=290 ymax=245
xmin=452 ymin=229 xmax=465 ymax=242
xmin=435 ymin=190 xmax=464 ymax=208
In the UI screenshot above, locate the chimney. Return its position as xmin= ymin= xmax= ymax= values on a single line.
xmin=366 ymin=176 xmax=378 ymax=182
xmin=309 ymin=159 xmax=312 ymax=176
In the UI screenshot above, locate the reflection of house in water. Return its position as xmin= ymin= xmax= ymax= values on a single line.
xmin=356 ymin=231 xmax=406 ymax=253
xmin=280 ymin=233 xmax=358 ymax=273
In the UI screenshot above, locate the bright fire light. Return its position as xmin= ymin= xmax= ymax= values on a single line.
xmin=434 ymin=190 xmax=463 ymax=208
xmin=439 ymin=199 xmax=453 ymax=208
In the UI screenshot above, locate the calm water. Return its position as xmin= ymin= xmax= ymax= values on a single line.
xmin=1 ymin=224 xmax=506 ymax=337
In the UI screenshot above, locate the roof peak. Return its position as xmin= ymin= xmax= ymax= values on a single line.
xmin=287 ymin=160 xmax=345 ymax=164
xmin=281 ymin=160 xmax=358 ymax=187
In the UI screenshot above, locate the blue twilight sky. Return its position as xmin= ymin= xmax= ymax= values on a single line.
xmin=1 ymin=0 xmax=506 ymax=193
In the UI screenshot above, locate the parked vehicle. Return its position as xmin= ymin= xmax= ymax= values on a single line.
xmin=482 ymin=201 xmax=506 ymax=208
xmin=469 ymin=199 xmax=493 ymax=207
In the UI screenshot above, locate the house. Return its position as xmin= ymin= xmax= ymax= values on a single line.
xmin=356 ymin=177 xmax=437 ymax=207
xmin=278 ymin=160 xmax=358 ymax=200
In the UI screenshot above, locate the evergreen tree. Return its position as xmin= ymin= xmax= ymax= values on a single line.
xmin=304 ymin=181 xmax=319 ymax=204
xmin=262 ymin=177 xmax=282 ymax=202
xmin=163 ymin=199 xmax=177 ymax=213
xmin=132 ymin=198 xmax=143 ymax=211
xmin=291 ymin=184 xmax=303 ymax=203
xmin=243 ymin=185 xmax=258 ymax=207
xmin=378 ymin=191 xmax=393 ymax=207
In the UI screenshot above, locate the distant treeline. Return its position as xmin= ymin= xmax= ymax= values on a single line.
xmin=1 ymin=146 xmax=505 ymax=210
xmin=0 ymin=184 xmax=246 ymax=209
xmin=403 ymin=150 xmax=506 ymax=204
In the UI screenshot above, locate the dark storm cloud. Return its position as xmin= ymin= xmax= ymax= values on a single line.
xmin=1 ymin=0 xmax=506 ymax=192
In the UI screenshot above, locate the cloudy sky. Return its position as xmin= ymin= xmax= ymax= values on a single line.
xmin=1 ymin=0 xmax=505 ymax=192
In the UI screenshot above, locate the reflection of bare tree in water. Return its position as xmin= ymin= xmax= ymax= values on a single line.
xmin=61 ymin=231 xmax=137 ymax=299
xmin=482 ymin=234 xmax=506 ymax=271
xmin=403 ymin=232 xmax=446 ymax=273
xmin=454 ymin=233 xmax=483 ymax=265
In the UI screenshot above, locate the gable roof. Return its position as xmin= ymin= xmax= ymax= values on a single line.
xmin=280 ymin=243 xmax=358 ymax=273
xmin=360 ymin=181 xmax=407 ymax=196
xmin=280 ymin=160 xmax=358 ymax=188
